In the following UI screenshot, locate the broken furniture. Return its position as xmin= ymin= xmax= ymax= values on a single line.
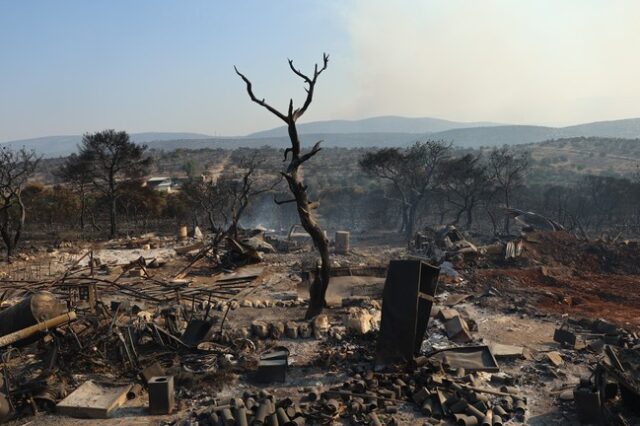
xmin=376 ymin=260 xmax=440 ymax=366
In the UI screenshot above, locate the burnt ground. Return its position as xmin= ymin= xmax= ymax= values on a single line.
xmin=0 ymin=230 xmax=638 ymax=425
xmin=468 ymin=231 xmax=640 ymax=330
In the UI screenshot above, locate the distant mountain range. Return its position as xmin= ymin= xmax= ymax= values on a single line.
xmin=0 ymin=132 xmax=212 ymax=157
xmin=5 ymin=116 xmax=640 ymax=157
xmin=248 ymin=116 xmax=503 ymax=137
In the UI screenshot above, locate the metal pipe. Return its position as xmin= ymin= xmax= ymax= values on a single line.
xmin=0 ymin=292 xmax=65 ymax=342
xmin=368 ymin=412 xmax=382 ymax=426
xmin=235 ymin=406 xmax=249 ymax=426
xmin=455 ymin=414 xmax=479 ymax=426
xmin=221 ymin=407 xmax=235 ymax=426
xmin=126 ymin=383 xmax=143 ymax=400
xmin=481 ymin=409 xmax=493 ymax=426
xmin=0 ymin=311 xmax=76 ymax=348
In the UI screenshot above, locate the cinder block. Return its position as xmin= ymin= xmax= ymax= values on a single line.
xmin=148 ymin=376 xmax=175 ymax=414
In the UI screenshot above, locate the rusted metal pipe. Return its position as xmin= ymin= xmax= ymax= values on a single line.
xmin=0 ymin=311 xmax=76 ymax=348
xmin=0 ymin=292 xmax=66 ymax=345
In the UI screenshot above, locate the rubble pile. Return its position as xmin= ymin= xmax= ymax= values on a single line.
xmin=498 ymin=231 xmax=640 ymax=274
xmin=0 ymin=225 xmax=639 ymax=425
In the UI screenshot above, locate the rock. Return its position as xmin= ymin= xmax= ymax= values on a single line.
xmin=285 ymin=321 xmax=299 ymax=339
xmin=251 ymin=320 xmax=270 ymax=339
xmin=330 ymin=326 xmax=346 ymax=341
xmin=546 ymin=351 xmax=564 ymax=367
xmin=312 ymin=315 xmax=331 ymax=339
xmin=240 ymin=300 xmax=253 ymax=308
xmin=270 ymin=322 xmax=285 ymax=339
xmin=298 ymin=322 xmax=312 ymax=338
xmin=345 ymin=307 xmax=374 ymax=334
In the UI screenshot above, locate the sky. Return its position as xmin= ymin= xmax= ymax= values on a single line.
xmin=1 ymin=0 xmax=640 ymax=142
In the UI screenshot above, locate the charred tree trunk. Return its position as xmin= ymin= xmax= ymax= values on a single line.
xmin=405 ymin=203 xmax=417 ymax=243
xmin=0 ymin=200 xmax=12 ymax=263
xmin=13 ymin=193 xmax=25 ymax=251
xmin=283 ymin=123 xmax=330 ymax=318
xmin=235 ymin=53 xmax=331 ymax=319
xmin=109 ymin=195 xmax=117 ymax=238
xmin=503 ymin=189 xmax=511 ymax=235
xmin=79 ymin=192 xmax=86 ymax=231
xmin=465 ymin=206 xmax=473 ymax=228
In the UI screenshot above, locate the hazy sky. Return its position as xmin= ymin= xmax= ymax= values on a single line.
xmin=1 ymin=0 xmax=640 ymax=142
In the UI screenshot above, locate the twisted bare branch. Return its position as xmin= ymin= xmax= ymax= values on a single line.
xmin=234 ymin=66 xmax=288 ymax=123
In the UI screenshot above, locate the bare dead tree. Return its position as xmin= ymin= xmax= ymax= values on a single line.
xmin=488 ymin=147 xmax=529 ymax=234
xmin=0 ymin=147 xmax=40 ymax=261
xmin=184 ymin=151 xmax=278 ymax=244
xmin=224 ymin=153 xmax=279 ymax=239
xmin=235 ymin=53 xmax=330 ymax=319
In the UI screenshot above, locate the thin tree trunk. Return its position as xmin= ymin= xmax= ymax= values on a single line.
xmin=405 ymin=204 xmax=417 ymax=242
xmin=1 ymin=198 xmax=13 ymax=262
xmin=503 ymin=188 xmax=511 ymax=234
xmin=13 ymin=194 xmax=25 ymax=249
xmin=109 ymin=195 xmax=117 ymax=238
xmin=79 ymin=193 xmax=86 ymax=231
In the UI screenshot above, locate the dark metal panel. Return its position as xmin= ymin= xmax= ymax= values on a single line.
xmin=376 ymin=260 xmax=440 ymax=366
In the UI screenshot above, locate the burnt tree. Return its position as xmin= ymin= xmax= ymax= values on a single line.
xmin=0 ymin=147 xmax=40 ymax=261
xmin=78 ymin=130 xmax=151 ymax=238
xmin=438 ymin=153 xmax=491 ymax=228
xmin=488 ymin=147 xmax=529 ymax=234
xmin=235 ymin=53 xmax=330 ymax=319
xmin=184 ymin=151 xmax=276 ymax=243
xmin=55 ymin=153 xmax=92 ymax=231
xmin=360 ymin=141 xmax=450 ymax=241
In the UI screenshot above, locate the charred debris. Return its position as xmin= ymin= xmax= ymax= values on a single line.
xmin=0 ymin=217 xmax=638 ymax=425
